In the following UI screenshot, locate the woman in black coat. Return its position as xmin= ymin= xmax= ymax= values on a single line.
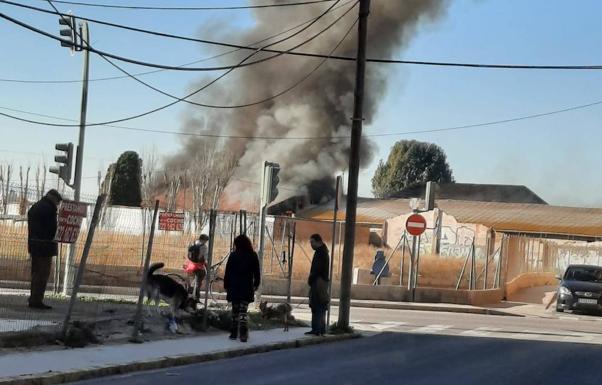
xmin=223 ymin=234 xmax=260 ymax=342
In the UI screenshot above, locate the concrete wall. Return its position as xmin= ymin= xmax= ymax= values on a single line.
xmin=263 ymin=278 xmax=503 ymax=306
xmin=505 ymin=272 xmax=557 ymax=299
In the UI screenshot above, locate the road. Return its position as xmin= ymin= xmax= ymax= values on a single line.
xmin=64 ymin=306 xmax=602 ymax=385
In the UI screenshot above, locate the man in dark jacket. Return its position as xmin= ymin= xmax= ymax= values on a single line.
xmin=306 ymin=233 xmax=329 ymax=336
xmin=27 ymin=189 xmax=62 ymax=309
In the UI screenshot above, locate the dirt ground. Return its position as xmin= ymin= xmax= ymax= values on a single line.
xmin=0 ymin=292 xmax=305 ymax=353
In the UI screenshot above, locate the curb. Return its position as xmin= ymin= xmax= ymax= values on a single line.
xmin=348 ymin=302 xmax=523 ymax=317
xmin=0 ymin=333 xmax=360 ymax=385
xmin=258 ymin=295 xmax=522 ymax=317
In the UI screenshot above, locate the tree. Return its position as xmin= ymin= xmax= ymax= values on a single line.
xmin=110 ymin=151 xmax=142 ymax=207
xmin=371 ymin=140 xmax=454 ymax=199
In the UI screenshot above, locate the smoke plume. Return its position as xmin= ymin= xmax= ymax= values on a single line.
xmin=165 ymin=0 xmax=447 ymax=207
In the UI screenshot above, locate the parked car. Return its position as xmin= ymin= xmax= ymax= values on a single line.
xmin=556 ymin=264 xmax=602 ymax=313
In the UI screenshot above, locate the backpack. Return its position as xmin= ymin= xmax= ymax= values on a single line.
xmin=188 ymin=243 xmax=203 ymax=263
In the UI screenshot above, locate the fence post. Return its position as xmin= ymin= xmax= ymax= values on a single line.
xmin=287 ymin=221 xmax=296 ymax=304
xmin=469 ymin=240 xmax=476 ymax=290
xmin=399 ymin=232 xmax=407 ymax=287
xmin=54 ymin=243 xmax=62 ymax=294
xmin=140 ymin=207 xmax=147 ymax=269
xmin=202 ymin=209 xmax=217 ymax=330
xmin=130 ymin=200 xmax=160 ymax=342
xmin=456 ymin=252 xmax=471 ymax=290
xmin=414 ymin=235 xmax=422 ymax=290
xmin=495 ymin=236 xmax=505 ymax=289
xmin=62 ymin=194 xmax=106 ymax=338
xmin=408 ymin=235 xmax=417 ymax=291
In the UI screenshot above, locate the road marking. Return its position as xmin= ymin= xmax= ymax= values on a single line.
xmin=460 ymin=327 xmax=501 ymax=337
xmin=562 ymin=332 xmax=596 ymax=342
xmin=559 ymin=316 xmax=580 ymax=321
xmin=370 ymin=322 xmax=407 ymax=330
xmin=410 ymin=324 xmax=451 ymax=334
xmin=507 ymin=330 xmax=545 ymax=340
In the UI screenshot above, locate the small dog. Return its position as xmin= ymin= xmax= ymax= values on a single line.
xmin=259 ymin=301 xmax=294 ymax=331
xmin=145 ymin=262 xmax=196 ymax=332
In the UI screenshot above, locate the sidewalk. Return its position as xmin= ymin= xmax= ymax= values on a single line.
xmin=0 ymin=328 xmax=358 ymax=385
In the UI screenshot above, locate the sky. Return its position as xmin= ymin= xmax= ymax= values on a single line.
xmin=1 ymin=0 xmax=602 ymax=207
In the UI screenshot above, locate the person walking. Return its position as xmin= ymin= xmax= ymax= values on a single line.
xmin=186 ymin=234 xmax=209 ymax=301
xmin=306 ymin=233 xmax=330 ymax=336
xmin=223 ymin=234 xmax=260 ymax=342
xmin=27 ymin=189 xmax=62 ymax=309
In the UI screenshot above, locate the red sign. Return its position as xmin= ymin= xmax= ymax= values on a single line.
xmin=159 ymin=212 xmax=185 ymax=231
xmin=406 ymin=214 xmax=427 ymax=236
xmin=55 ymin=200 xmax=88 ymax=243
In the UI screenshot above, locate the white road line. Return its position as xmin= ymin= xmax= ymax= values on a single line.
xmin=562 ymin=332 xmax=596 ymax=342
xmin=508 ymin=330 xmax=543 ymax=340
xmin=410 ymin=324 xmax=451 ymax=334
xmin=460 ymin=327 xmax=501 ymax=337
xmin=370 ymin=322 xmax=407 ymax=330
xmin=559 ymin=316 xmax=580 ymax=321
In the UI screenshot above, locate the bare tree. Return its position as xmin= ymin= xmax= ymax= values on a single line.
xmin=164 ymin=171 xmax=182 ymax=212
xmin=141 ymin=148 xmax=159 ymax=208
xmin=0 ymin=164 xmax=12 ymax=214
xmin=35 ymin=163 xmax=47 ymax=201
xmin=188 ymin=142 xmax=237 ymax=230
xmin=19 ymin=166 xmax=31 ymax=215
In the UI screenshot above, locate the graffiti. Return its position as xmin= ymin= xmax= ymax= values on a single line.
xmin=556 ymin=248 xmax=602 ymax=271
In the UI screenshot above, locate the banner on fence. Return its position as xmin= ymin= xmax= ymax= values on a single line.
xmin=159 ymin=211 xmax=185 ymax=231
xmin=55 ymin=200 xmax=88 ymax=243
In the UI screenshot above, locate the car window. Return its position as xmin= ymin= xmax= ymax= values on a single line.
xmin=565 ymin=267 xmax=602 ymax=283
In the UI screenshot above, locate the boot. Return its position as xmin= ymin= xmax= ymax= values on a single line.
xmin=229 ymin=321 xmax=238 ymax=340
xmin=239 ymin=324 xmax=248 ymax=343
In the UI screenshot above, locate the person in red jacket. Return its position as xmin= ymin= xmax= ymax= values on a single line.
xmin=185 ymin=234 xmax=209 ymax=301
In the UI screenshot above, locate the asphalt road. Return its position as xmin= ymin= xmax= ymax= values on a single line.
xmin=67 ymin=330 xmax=602 ymax=385
xmin=294 ymin=304 xmax=602 ymax=344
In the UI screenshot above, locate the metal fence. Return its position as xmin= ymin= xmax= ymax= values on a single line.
xmin=0 ymin=187 xmax=272 ymax=337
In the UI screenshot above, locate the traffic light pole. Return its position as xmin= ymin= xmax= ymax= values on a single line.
xmin=62 ymin=21 xmax=90 ymax=296
xmin=337 ymin=0 xmax=370 ymax=329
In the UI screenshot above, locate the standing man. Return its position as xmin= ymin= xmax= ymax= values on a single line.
xmin=306 ymin=233 xmax=330 ymax=336
xmin=27 ymin=189 xmax=62 ymax=309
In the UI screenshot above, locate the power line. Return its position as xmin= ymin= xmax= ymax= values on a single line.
xmin=5 ymin=1 xmax=602 ymax=72
xmin=42 ymin=0 xmax=337 ymax=11
xmin=0 ymin=0 xmax=346 ymax=126
xmin=0 ymin=9 xmax=345 ymax=72
xmin=3 ymin=97 xmax=602 ymax=141
xmin=0 ymin=0 xmax=356 ymax=84
xmin=62 ymin=2 xmax=359 ymax=110
xmin=94 ymin=9 xmax=359 ymax=110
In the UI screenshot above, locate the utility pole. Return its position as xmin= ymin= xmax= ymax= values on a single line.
xmin=327 ymin=175 xmax=341 ymax=327
xmin=255 ymin=161 xmax=280 ymax=303
xmin=62 ymin=18 xmax=91 ymax=296
xmin=338 ymin=0 xmax=371 ymax=329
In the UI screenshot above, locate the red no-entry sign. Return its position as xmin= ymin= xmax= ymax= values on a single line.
xmin=406 ymin=214 xmax=427 ymax=236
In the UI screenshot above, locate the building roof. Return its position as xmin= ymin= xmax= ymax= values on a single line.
xmin=392 ymin=183 xmax=547 ymax=204
xmin=297 ymin=198 xmax=602 ymax=239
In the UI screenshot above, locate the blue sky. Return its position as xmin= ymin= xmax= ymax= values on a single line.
xmin=1 ymin=0 xmax=601 ymax=207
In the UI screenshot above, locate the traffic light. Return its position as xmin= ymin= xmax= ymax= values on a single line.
xmin=59 ymin=15 xmax=78 ymax=53
xmin=50 ymin=143 xmax=74 ymax=186
xmin=267 ymin=163 xmax=280 ymax=204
